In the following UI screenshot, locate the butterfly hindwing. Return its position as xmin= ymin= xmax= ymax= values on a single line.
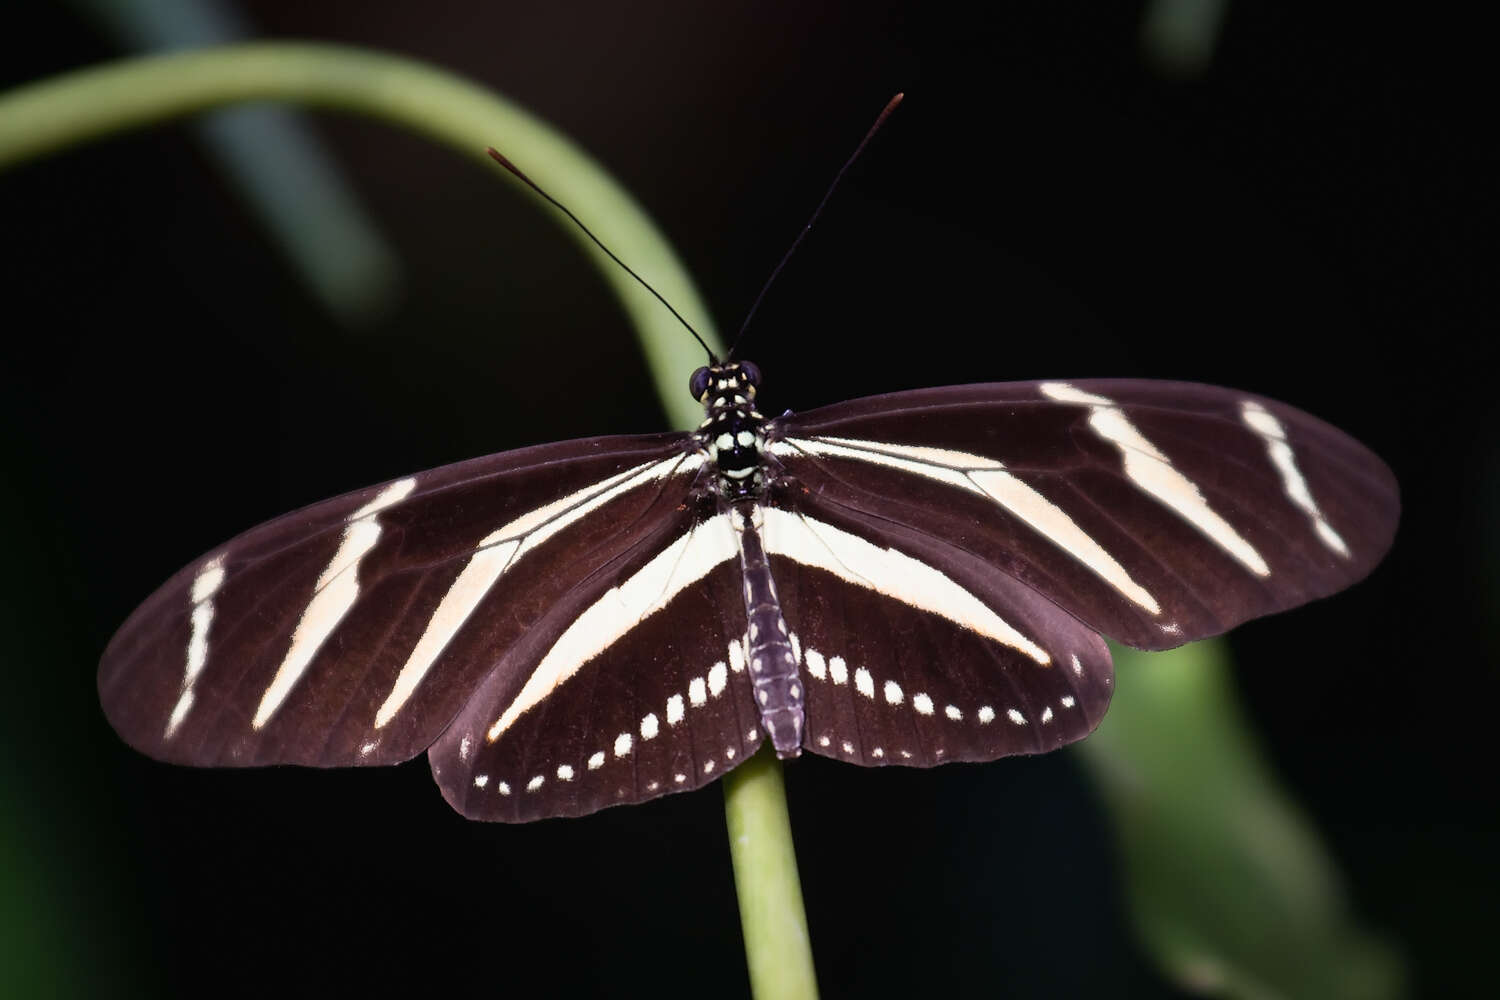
xmin=430 ymin=509 xmax=763 ymax=821
xmin=752 ymin=497 xmax=1113 ymax=765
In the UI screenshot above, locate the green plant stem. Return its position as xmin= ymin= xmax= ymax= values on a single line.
xmin=724 ymin=747 xmax=820 ymax=999
xmin=0 ymin=41 xmax=708 ymax=424
xmin=0 ymin=41 xmax=815 ymax=997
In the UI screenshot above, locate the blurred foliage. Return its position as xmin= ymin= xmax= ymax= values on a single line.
xmin=0 ymin=767 xmax=78 ymax=998
xmin=1079 ymin=641 xmax=1404 ymax=999
xmin=1141 ymin=0 xmax=1230 ymax=77
xmin=72 ymin=0 xmax=401 ymax=323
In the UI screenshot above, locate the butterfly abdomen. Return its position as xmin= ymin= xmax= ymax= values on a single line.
xmin=731 ymin=502 xmax=804 ymax=758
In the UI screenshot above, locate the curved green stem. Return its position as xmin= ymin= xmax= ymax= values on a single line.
xmin=1 ymin=41 xmax=813 ymax=998
xmin=724 ymin=747 xmax=820 ymax=999
xmin=0 ymin=41 xmax=709 ymax=423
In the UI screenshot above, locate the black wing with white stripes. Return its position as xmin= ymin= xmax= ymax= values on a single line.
xmin=99 ymin=372 xmax=1397 ymax=821
xmin=100 ymin=433 xmax=702 ymax=770
xmin=758 ymin=378 xmax=1396 ymax=769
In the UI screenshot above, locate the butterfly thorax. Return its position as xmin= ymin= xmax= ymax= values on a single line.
xmin=693 ymin=360 xmax=768 ymax=502
xmin=688 ymin=360 xmax=803 ymax=757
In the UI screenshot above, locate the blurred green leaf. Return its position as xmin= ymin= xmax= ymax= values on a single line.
xmin=1141 ymin=0 xmax=1229 ymax=77
xmin=1078 ymin=640 xmax=1404 ymax=999
xmin=73 ymin=0 xmax=403 ymax=324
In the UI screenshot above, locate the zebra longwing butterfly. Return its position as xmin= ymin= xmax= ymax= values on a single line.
xmin=100 ymin=356 xmax=1397 ymax=822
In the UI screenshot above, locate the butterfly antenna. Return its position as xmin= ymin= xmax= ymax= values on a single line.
xmin=486 ymin=147 xmax=718 ymax=364
xmin=727 ymin=92 xmax=904 ymax=360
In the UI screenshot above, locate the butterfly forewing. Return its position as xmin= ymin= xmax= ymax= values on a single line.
xmin=771 ymin=379 xmax=1398 ymax=652
xmin=99 ymin=433 xmax=699 ymax=769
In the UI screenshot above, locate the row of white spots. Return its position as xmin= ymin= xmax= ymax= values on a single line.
xmin=472 ymin=646 xmax=753 ymax=798
xmin=797 ymin=633 xmax=1084 ymax=761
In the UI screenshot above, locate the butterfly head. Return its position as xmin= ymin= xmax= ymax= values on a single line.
xmin=694 ymin=361 xmax=767 ymax=501
xmin=690 ymin=360 xmax=761 ymax=405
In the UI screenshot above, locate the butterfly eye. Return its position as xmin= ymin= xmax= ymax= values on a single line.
xmin=689 ymin=367 xmax=712 ymax=400
xmin=738 ymin=360 xmax=762 ymax=388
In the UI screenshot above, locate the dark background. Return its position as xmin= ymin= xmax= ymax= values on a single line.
xmin=1 ymin=3 xmax=1491 ymax=997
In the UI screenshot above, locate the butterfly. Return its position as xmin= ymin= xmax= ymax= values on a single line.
xmin=99 ymin=357 xmax=1398 ymax=822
